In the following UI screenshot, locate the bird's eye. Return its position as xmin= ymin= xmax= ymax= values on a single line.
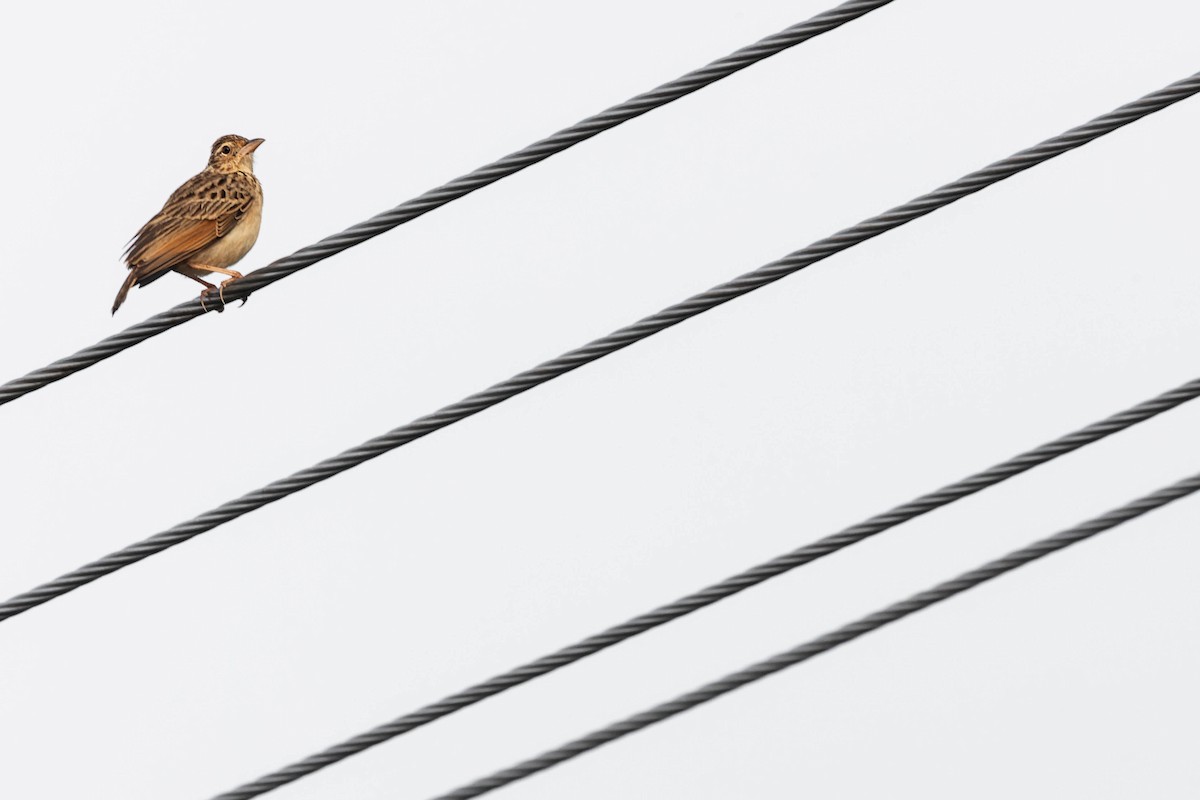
xmin=221 ymin=145 xmax=232 ymax=154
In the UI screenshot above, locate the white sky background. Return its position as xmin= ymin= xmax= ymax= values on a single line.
xmin=1 ymin=1 xmax=1198 ymax=797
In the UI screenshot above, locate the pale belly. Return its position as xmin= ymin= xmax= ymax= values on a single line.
xmin=189 ymin=197 xmax=263 ymax=269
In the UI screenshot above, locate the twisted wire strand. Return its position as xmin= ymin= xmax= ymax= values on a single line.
xmin=2 ymin=72 xmax=1199 ymax=626
xmin=430 ymin=472 xmax=1200 ymax=799
xmin=207 ymin=375 xmax=1200 ymax=800
xmin=0 ymin=0 xmax=898 ymax=407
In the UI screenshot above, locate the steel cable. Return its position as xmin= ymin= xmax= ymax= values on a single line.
xmin=430 ymin=471 xmax=1200 ymax=799
xmin=207 ymin=375 xmax=1200 ymax=799
xmin=0 ymin=0 xmax=898 ymax=407
xmin=2 ymin=72 xmax=1198 ymax=626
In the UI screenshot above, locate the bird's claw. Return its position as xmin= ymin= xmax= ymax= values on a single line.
xmin=198 ymin=287 xmax=225 ymax=313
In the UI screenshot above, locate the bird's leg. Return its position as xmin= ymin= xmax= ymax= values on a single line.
xmin=187 ymin=265 xmax=246 ymax=310
xmin=181 ymin=273 xmax=220 ymax=313
xmin=218 ymin=275 xmax=242 ymax=307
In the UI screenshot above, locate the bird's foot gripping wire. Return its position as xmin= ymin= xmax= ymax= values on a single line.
xmin=195 ymin=281 xmax=222 ymax=314
xmin=219 ymin=275 xmax=250 ymax=308
xmin=190 ymin=268 xmax=247 ymax=313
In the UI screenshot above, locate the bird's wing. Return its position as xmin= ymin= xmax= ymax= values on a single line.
xmin=124 ymin=171 xmax=259 ymax=283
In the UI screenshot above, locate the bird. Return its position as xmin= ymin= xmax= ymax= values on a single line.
xmin=112 ymin=134 xmax=265 ymax=314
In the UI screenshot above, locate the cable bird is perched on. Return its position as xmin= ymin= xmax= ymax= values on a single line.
xmin=112 ymin=134 xmax=265 ymax=314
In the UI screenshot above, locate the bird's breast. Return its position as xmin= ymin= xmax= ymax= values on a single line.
xmin=193 ymin=194 xmax=263 ymax=269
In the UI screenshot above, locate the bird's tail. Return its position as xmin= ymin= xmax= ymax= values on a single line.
xmin=111 ymin=270 xmax=139 ymax=315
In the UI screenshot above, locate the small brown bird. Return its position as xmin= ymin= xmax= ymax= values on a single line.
xmin=112 ymin=134 xmax=265 ymax=314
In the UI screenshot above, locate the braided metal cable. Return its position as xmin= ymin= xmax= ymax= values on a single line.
xmin=0 ymin=0 xmax=897 ymax=408
xmin=2 ymin=72 xmax=1199 ymax=627
xmin=430 ymin=472 xmax=1200 ymax=799
xmin=207 ymin=375 xmax=1200 ymax=800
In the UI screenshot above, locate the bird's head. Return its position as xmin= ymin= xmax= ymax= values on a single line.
xmin=207 ymin=134 xmax=265 ymax=173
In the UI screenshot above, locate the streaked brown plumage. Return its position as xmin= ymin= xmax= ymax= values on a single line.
xmin=112 ymin=134 xmax=265 ymax=314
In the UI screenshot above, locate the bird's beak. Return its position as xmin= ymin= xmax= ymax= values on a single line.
xmin=238 ymin=138 xmax=266 ymax=156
